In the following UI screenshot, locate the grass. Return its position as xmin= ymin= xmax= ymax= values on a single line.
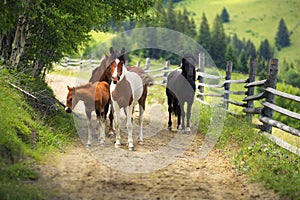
xmin=198 ymin=105 xmax=300 ymax=199
xmin=0 ymin=69 xmax=77 ymax=199
xmin=175 ymin=0 xmax=300 ymax=72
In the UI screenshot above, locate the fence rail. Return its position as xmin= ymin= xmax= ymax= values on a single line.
xmin=58 ymin=54 xmax=300 ymax=155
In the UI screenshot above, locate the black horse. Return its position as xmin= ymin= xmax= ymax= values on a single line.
xmin=166 ymin=53 xmax=196 ymax=133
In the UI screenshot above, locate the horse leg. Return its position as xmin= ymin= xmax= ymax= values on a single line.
xmin=96 ymin=109 xmax=106 ymax=145
xmin=107 ymin=102 xmax=114 ymax=137
xmin=177 ymin=101 xmax=182 ymax=130
xmin=138 ymin=104 xmax=144 ymax=144
xmin=138 ymin=87 xmax=146 ymax=144
xmin=179 ymin=102 xmax=185 ymax=132
xmin=113 ymin=102 xmax=121 ymax=147
xmin=168 ymin=96 xmax=172 ymax=131
xmin=186 ymin=101 xmax=192 ymax=133
xmin=85 ymin=110 xmax=93 ymax=147
xmin=125 ymin=104 xmax=134 ymax=151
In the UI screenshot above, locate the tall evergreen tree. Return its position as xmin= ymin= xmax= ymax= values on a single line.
xmin=232 ymin=33 xmax=244 ymax=56
xmin=188 ymin=17 xmax=197 ymax=39
xmin=210 ymin=14 xmax=227 ymax=68
xmin=220 ymin=7 xmax=230 ymax=23
xmin=225 ymin=45 xmax=237 ymax=68
xmin=166 ymin=0 xmax=176 ymax=30
xmin=245 ymin=40 xmax=257 ymax=59
xmin=275 ymin=18 xmax=290 ymax=49
xmin=258 ymin=39 xmax=273 ymax=60
xmin=176 ymin=10 xmax=185 ymax=32
xmin=196 ymin=13 xmax=211 ymax=53
xmin=238 ymin=50 xmax=248 ymax=73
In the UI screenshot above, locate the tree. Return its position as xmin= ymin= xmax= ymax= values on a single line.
xmin=258 ymin=39 xmax=273 ymax=60
xmin=196 ymin=13 xmax=211 ymax=53
xmin=245 ymin=40 xmax=257 ymax=59
xmin=166 ymin=0 xmax=176 ymax=30
xmin=275 ymin=18 xmax=290 ymax=49
xmin=220 ymin=7 xmax=230 ymax=23
xmin=0 ymin=0 xmax=156 ymax=78
xmin=238 ymin=50 xmax=248 ymax=73
xmin=210 ymin=15 xmax=227 ymax=68
xmin=225 ymin=45 xmax=237 ymax=69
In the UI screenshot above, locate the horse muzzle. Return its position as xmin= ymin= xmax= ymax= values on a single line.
xmin=65 ymin=107 xmax=72 ymax=113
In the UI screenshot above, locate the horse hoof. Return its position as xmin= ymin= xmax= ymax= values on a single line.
xmin=185 ymin=127 xmax=192 ymax=134
xmin=168 ymin=126 xmax=172 ymax=131
xmin=86 ymin=143 xmax=91 ymax=147
xmin=179 ymin=129 xmax=185 ymax=134
xmin=107 ymin=133 xmax=115 ymax=138
xmin=100 ymin=140 xmax=105 ymax=145
xmin=128 ymin=146 xmax=134 ymax=151
xmin=115 ymin=142 xmax=121 ymax=148
xmin=139 ymin=140 xmax=144 ymax=145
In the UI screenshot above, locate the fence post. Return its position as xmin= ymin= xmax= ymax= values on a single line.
xmin=246 ymin=58 xmax=256 ymax=122
xmin=162 ymin=60 xmax=170 ymax=84
xmin=136 ymin=60 xmax=140 ymax=68
xmin=223 ymin=61 xmax=232 ymax=110
xmin=144 ymin=57 xmax=150 ymax=70
xmin=198 ymin=51 xmax=205 ymax=100
xmin=261 ymin=59 xmax=278 ymax=133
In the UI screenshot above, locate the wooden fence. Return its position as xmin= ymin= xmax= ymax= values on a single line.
xmin=59 ymin=55 xmax=300 ymax=154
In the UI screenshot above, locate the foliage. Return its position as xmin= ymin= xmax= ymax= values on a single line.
xmin=0 ymin=0 xmax=157 ymax=78
xmin=275 ymin=18 xmax=291 ymax=49
xmin=0 ymin=70 xmax=76 ymax=199
xmin=274 ymin=83 xmax=300 ymax=130
xmin=196 ymin=13 xmax=211 ymax=53
xmin=220 ymin=7 xmax=230 ymax=23
xmin=210 ymin=15 xmax=227 ymax=68
xmin=235 ymin=141 xmax=300 ymax=199
xmin=258 ymin=39 xmax=273 ymax=60
xmin=215 ymin=114 xmax=300 ymax=199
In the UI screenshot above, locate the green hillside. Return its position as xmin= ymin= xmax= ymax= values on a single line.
xmin=176 ymin=0 xmax=300 ymax=70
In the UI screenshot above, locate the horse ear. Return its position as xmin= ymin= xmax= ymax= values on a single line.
xmin=67 ymin=85 xmax=72 ymax=91
xmin=110 ymin=47 xmax=114 ymax=55
xmin=121 ymin=47 xmax=125 ymax=54
xmin=72 ymin=87 xmax=76 ymax=93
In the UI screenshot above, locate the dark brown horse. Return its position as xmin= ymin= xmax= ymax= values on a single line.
xmin=166 ymin=53 xmax=196 ymax=133
xmin=65 ymin=81 xmax=110 ymax=146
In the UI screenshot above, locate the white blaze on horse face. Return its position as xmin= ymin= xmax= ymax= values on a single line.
xmin=111 ymin=60 xmax=119 ymax=79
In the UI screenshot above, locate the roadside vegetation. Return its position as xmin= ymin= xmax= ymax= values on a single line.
xmin=198 ymin=104 xmax=300 ymax=200
xmin=0 ymin=69 xmax=77 ymax=199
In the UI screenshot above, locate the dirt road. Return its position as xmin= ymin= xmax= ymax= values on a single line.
xmin=37 ymin=74 xmax=278 ymax=199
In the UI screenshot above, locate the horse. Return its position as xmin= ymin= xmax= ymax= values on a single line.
xmin=89 ymin=55 xmax=114 ymax=136
xmin=166 ymin=53 xmax=196 ymax=133
xmin=89 ymin=47 xmax=153 ymax=143
xmin=108 ymin=56 xmax=145 ymax=151
xmin=65 ymin=81 xmax=110 ymax=146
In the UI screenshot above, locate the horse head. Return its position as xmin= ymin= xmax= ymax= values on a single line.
xmin=65 ymin=85 xmax=79 ymax=113
xmin=182 ymin=53 xmax=196 ymax=82
xmin=110 ymin=58 xmax=126 ymax=85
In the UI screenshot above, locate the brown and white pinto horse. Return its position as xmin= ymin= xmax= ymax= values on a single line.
xmin=109 ymin=57 xmax=145 ymax=151
xmin=65 ymin=81 xmax=110 ymax=146
xmin=89 ymin=47 xmax=153 ymax=144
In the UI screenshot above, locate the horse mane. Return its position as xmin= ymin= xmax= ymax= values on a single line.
xmin=182 ymin=53 xmax=196 ymax=68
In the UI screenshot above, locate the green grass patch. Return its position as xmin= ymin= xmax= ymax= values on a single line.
xmin=175 ymin=0 xmax=300 ymax=69
xmin=214 ymin=114 xmax=300 ymax=199
xmin=0 ymin=69 xmax=77 ymax=199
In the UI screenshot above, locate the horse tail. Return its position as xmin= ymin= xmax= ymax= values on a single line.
xmin=140 ymin=73 xmax=154 ymax=87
